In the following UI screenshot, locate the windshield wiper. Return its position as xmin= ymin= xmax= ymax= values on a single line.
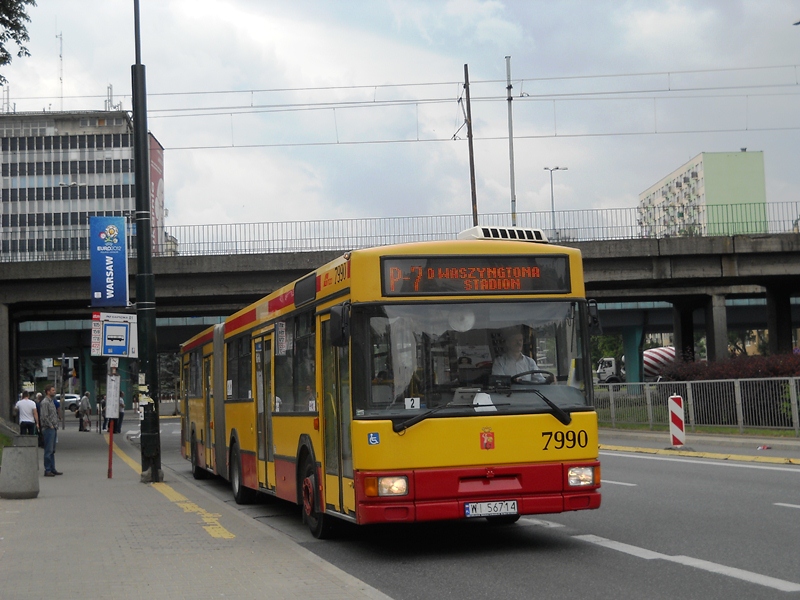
xmin=489 ymin=378 xmax=572 ymax=426
xmin=529 ymin=388 xmax=572 ymax=426
xmin=392 ymin=388 xmax=482 ymax=433
xmin=392 ymin=399 xmax=462 ymax=433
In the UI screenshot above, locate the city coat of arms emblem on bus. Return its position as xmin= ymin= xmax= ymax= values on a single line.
xmin=480 ymin=428 xmax=495 ymax=450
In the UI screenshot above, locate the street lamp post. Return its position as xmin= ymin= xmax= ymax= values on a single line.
xmin=544 ymin=166 xmax=567 ymax=239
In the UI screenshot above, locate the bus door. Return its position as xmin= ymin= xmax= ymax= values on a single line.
xmin=321 ymin=318 xmax=354 ymax=516
xmin=203 ymin=355 xmax=214 ymax=471
xmin=254 ymin=335 xmax=275 ymax=490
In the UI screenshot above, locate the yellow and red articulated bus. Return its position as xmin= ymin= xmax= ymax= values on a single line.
xmin=180 ymin=226 xmax=601 ymax=538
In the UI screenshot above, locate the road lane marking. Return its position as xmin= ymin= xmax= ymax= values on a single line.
xmin=575 ymin=534 xmax=800 ymax=592
xmin=602 ymin=479 xmax=637 ymax=486
xmin=152 ymin=483 xmax=236 ymax=539
xmin=519 ymin=518 xmax=564 ymax=528
xmin=600 ymin=444 xmax=800 ymax=466
xmin=106 ymin=433 xmax=235 ymax=540
xmin=600 ymin=451 xmax=800 ymax=473
xmin=775 ymin=503 xmax=800 ymax=510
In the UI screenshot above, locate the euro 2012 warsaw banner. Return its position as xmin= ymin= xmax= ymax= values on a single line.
xmin=90 ymin=216 xmax=129 ymax=307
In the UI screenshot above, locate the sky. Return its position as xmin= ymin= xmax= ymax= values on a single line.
xmin=3 ymin=0 xmax=800 ymax=227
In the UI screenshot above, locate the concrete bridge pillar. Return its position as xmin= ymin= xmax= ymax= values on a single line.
xmin=621 ymin=326 xmax=644 ymax=382
xmin=704 ymin=294 xmax=729 ymax=362
xmin=766 ymin=286 xmax=793 ymax=354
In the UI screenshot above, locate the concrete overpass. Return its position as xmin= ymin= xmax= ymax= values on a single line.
xmin=2 ymin=233 xmax=800 ymax=415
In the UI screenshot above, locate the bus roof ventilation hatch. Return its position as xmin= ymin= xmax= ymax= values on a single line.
xmin=457 ymin=226 xmax=549 ymax=243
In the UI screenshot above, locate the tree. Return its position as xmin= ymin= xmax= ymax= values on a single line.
xmin=0 ymin=0 xmax=36 ymax=86
xmin=590 ymin=334 xmax=623 ymax=367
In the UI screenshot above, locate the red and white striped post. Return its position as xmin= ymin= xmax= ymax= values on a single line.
xmin=668 ymin=394 xmax=686 ymax=447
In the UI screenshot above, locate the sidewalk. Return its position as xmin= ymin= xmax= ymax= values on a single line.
xmin=600 ymin=427 xmax=800 ymax=463
xmin=0 ymin=422 xmax=391 ymax=600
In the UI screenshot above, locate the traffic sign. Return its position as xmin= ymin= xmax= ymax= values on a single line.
xmin=91 ymin=312 xmax=138 ymax=358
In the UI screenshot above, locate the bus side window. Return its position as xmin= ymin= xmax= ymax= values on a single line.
xmin=274 ymin=355 xmax=294 ymax=412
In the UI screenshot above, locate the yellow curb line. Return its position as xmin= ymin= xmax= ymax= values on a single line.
xmin=600 ymin=444 xmax=800 ymax=465
xmin=104 ymin=433 xmax=235 ymax=539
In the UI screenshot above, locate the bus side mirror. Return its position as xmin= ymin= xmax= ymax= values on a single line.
xmin=330 ymin=304 xmax=350 ymax=347
xmin=587 ymin=300 xmax=602 ymax=336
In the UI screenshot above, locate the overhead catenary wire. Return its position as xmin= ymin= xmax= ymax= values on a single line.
xmin=9 ymin=62 xmax=800 ymax=103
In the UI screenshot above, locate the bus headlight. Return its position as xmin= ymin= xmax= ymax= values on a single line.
xmin=365 ymin=475 xmax=409 ymax=496
xmin=567 ymin=466 xmax=595 ymax=487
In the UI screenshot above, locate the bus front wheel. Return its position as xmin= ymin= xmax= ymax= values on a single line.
xmin=300 ymin=457 xmax=336 ymax=539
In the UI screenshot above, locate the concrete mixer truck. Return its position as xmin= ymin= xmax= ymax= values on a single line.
xmin=596 ymin=346 xmax=675 ymax=383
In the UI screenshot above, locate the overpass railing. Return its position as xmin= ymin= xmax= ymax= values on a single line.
xmin=2 ymin=200 xmax=799 ymax=262
xmin=596 ymin=378 xmax=800 ymax=436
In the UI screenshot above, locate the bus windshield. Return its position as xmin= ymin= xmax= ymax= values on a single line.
xmin=353 ymin=300 xmax=591 ymax=420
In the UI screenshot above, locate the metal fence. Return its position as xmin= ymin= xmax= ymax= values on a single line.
xmin=2 ymin=200 xmax=799 ymax=263
xmin=595 ymin=378 xmax=800 ymax=436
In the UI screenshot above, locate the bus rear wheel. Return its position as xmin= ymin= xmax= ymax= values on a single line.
xmin=231 ymin=442 xmax=256 ymax=504
xmin=191 ymin=434 xmax=207 ymax=480
xmin=300 ymin=456 xmax=336 ymax=539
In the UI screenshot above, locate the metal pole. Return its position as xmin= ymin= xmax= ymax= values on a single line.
xmin=132 ymin=0 xmax=162 ymax=482
xmin=544 ymin=166 xmax=567 ymax=239
xmin=464 ymin=64 xmax=478 ymax=226
xmin=505 ymin=56 xmax=517 ymax=227
xmin=548 ymin=169 xmax=555 ymax=233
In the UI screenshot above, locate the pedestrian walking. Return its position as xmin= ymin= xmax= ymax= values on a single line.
xmin=14 ymin=391 xmax=39 ymax=435
xmin=100 ymin=395 xmax=108 ymax=431
xmin=114 ymin=391 xmax=125 ymax=434
xmin=34 ymin=392 xmax=44 ymax=447
xmin=40 ymin=385 xmax=62 ymax=476
xmin=78 ymin=391 xmax=92 ymax=432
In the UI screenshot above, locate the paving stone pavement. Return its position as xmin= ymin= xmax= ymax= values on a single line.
xmin=0 ymin=423 xmax=392 ymax=600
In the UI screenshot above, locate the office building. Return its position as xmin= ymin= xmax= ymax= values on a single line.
xmin=0 ymin=110 xmax=165 ymax=257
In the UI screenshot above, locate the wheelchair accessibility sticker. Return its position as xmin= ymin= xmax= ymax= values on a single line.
xmin=368 ymin=432 xmax=380 ymax=445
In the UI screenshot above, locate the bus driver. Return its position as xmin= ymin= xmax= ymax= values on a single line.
xmin=492 ymin=328 xmax=545 ymax=382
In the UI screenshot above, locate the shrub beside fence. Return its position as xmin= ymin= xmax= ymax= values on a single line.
xmin=595 ymin=378 xmax=800 ymax=436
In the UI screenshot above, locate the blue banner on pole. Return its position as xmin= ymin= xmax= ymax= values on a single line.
xmin=90 ymin=217 xmax=129 ymax=307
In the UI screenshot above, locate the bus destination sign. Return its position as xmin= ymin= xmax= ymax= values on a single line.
xmin=381 ymin=255 xmax=571 ymax=296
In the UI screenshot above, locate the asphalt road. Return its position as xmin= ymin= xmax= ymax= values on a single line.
xmin=156 ymin=420 xmax=800 ymax=599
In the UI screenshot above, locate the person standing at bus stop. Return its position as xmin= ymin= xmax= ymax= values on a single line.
xmin=40 ymin=385 xmax=62 ymax=476
xmin=14 ymin=391 xmax=39 ymax=436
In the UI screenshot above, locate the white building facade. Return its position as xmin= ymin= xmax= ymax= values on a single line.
xmin=638 ymin=150 xmax=767 ymax=238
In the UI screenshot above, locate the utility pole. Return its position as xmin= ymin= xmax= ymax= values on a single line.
xmin=132 ymin=0 xmax=162 ymax=482
xmin=464 ymin=64 xmax=478 ymax=226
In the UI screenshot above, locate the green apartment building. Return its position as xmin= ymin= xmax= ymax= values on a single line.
xmin=638 ymin=150 xmax=767 ymax=237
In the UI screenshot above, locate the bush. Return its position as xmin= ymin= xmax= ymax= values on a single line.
xmin=661 ymin=353 xmax=800 ymax=381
